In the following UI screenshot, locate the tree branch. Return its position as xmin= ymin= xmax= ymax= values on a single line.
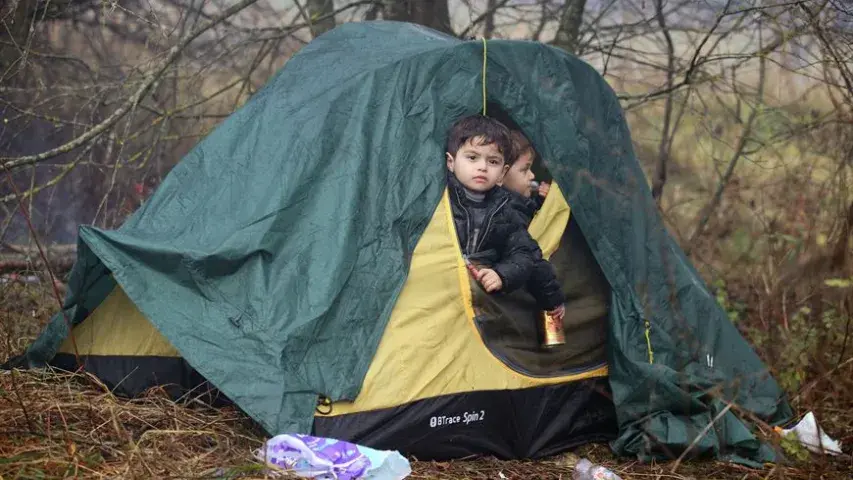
xmin=650 ymin=0 xmax=676 ymax=203
xmin=483 ymin=0 xmax=497 ymax=39
xmin=532 ymin=0 xmax=550 ymax=42
xmin=618 ymin=1 xmax=791 ymax=108
xmin=305 ymin=0 xmax=337 ymax=38
xmin=553 ymin=0 xmax=587 ymax=54
xmin=459 ymin=0 xmax=512 ymax=39
xmin=0 ymin=0 xmax=262 ymax=172
xmin=687 ymin=32 xmax=768 ymax=253
xmin=800 ymin=2 xmax=853 ymax=102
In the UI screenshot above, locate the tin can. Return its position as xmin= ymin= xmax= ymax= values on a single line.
xmin=542 ymin=310 xmax=565 ymax=347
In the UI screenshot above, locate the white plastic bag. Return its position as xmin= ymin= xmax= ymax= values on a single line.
xmin=779 ymin=411 xmax=842 ymax=456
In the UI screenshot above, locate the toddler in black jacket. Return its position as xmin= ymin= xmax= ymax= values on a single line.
xmin=499 ymin=130 xmax=566 ymax=319
xmin=445 ymin=115 xmax=540 ymax=293
xmin=445 ymin=116 xmax=565 ymax=328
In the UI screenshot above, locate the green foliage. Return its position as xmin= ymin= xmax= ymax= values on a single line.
xmin=758 ymin=304 xmax=847 ymax=393
xmin=824 ymin=277 xmax=853 ymax=288
xmin=779 ymin=431 xmax=812 ymax=463
xmin=777 ymin=306 xmax=816 ymax=392
xmin=712 ymin=276 xmax=850 ymax=394
xmin=712 ymin=279 xmax=746 ymax=325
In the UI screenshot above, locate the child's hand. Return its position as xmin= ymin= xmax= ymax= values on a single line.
xmin=476 ymin=268 xmax=503 ymax=292
xmin=547 ymin=304 xmax=565 ymax=322
xmin=538 ymin=181 xmax=550 ymax=198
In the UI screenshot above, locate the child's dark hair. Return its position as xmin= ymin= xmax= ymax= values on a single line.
xmin=446 ymin=115 xmax=513 ymax=161
xmin=510 ymin=130 xmax=536 ymax=164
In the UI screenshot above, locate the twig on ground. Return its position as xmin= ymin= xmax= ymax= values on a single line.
xmin=670 ymin=401 xmax=735 ymax=473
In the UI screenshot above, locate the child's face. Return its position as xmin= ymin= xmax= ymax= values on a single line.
xmin=501 ymin=152 xmax=536 ymax=197
xmin=446 ymin=136 xmax=508 ymax=192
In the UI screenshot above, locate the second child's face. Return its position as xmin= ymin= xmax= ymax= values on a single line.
xmin=502 ymin=152 xmax=536 ymax=197
xmin=446 ymin=137 xmax=507 ymax=192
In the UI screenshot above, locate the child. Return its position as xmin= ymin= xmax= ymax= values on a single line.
xmin=501 ymin=130 xmax=550 ymax=208
xmin=500 ymin=130 xmax=566 ymax=320
xmin=444 ymin=115 xmax=541 ymax=295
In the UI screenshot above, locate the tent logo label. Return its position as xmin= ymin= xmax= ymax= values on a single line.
xmin=429 ymin=410 xmax=486 ymax=428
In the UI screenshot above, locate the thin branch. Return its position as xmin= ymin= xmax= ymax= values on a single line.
xmin=459 ymin=0 xmax=513 ymax=39
xmin=726 ymin=0 xmax=807 ymax=16
xmin=619 ymin=3 xmax=796 ymax=106
xmin=0 ymin=140 xmax=97 ymax=205
xmin=687 ymin=32 xmax=768 ymax=253
xmin=553 ymin=0 xmax=588 ymax=54
xmin=2 ymin=167 xmax=81 ymax=365
xmin=800 ymin=2 xmax=853 ymax=101
xmin=137 ymin=77 xmax=244 ymax=119
xmin=532 ymin=0 xmax=549 ymax=41
xmin=670 ymin=400 xmax=735 ymax=473
xmin=483 ymin=0 xmax=497 ymax=39
xmin=0 ymin=0 xmax=262 ymax=172
xmin=650 ymin=0 xmax=677 ymax=203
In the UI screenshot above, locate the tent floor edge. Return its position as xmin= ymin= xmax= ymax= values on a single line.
xmin=51 ymin=353 xmax=233 ymax=407
xmin=313 ymin=377 xmax=617 ymax=460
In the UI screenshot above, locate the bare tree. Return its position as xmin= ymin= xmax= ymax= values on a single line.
xmin=2 ymin=0 xmax=852 ymax=281
xmin=649 ymin=0 xmax=676 ymax=202
xmin=0 ymin=0 xmax=353 ymax=243
xmin=688 ymin=35 xmax=768 ymax=251
xmin=483 ymin=0 xmax=498 ymax=38
xmin=553 ymin=0 xmax=587 ymax=54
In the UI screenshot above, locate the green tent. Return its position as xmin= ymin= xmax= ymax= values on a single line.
xmin=6 ymin=21 xmax=792 ymax=463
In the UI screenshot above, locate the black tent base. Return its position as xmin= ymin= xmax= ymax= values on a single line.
xmin=50 ymin=353 xmax=233 ymax=407
xmin=314 ymin=377 xmax=617 ymax=460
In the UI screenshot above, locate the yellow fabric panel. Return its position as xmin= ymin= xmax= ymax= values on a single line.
xmin=527 ymin=182 xmax=571 ymax=258
xmin=321 ymin=189 xmax=607 ymax=417
xmin=58 ymin=285 xmax=180 ymax=357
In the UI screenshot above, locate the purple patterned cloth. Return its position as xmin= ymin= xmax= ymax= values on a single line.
xmin=258 ymin=434 xmax=410 ymax=479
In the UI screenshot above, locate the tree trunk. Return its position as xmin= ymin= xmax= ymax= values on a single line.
xmin=553 ymin=0 xmax=587 ymax=54
xmin=384 ymin=0 xmax=453 ymax=36
xmin=650 ymin=0 xmax=676 ymax=204
xmin=483 ymin=0 xmax=497 ymax=39
xmin=305 ymin=0 xmax=336 ymax=38
xmin=0 ymin=0 xmax=37 ymax=84
xmin=365 ymin=1 xmax=382 ymax=20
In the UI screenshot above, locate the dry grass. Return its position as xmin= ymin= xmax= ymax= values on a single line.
xmin=0 ymin=369 xmax=265 ymax=479
xmin=1 ymin=366 xmax=851 ymax=479
xmin=1 ymin=283 xmax=852 ymax=479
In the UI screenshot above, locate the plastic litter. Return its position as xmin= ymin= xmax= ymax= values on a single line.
xmin=256 ymin=433 xmax=411 ymax=479
xmin=776 ymin=411 xmax=843 ymax=456
xmin=572 ymin=458 xmax=622 ymax=480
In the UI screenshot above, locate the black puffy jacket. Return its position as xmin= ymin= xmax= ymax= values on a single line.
xmin=446 ymin=174 xmax=541 ymax=293
xmin=506 ymin=191 xmax=566 ymax=311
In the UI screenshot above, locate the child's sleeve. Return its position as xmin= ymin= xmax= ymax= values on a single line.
xmin=527 ymin=259 xmax=566 ymax=311
xmin=492 ymin=225 xmax=540 ymax=293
